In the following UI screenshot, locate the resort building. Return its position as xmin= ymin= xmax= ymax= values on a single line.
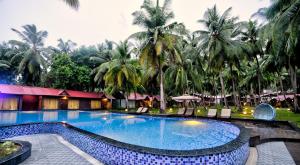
xmin=0 ymin=84 xmax=113 ymax=111
xmin=112 ymin=92 xmax=160 ymax=109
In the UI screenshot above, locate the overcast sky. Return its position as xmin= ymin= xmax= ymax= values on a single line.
xmin=0 ymin=0 xmax=270 ymax=47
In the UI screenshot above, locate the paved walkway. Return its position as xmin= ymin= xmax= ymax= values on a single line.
xmin=257 ymin=142 xmax=295 ymax=165
xmin=8 ymin=134 xmax=103 ymax=165
xmin=285 ymin=142 xmax=300 ymax=165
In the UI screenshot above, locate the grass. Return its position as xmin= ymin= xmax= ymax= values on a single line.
xmin=114 ymin=106 xmax=300 ymax=128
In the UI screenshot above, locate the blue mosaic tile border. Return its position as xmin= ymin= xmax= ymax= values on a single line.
xmin=0 ymin=123 xmax=249 ymax=165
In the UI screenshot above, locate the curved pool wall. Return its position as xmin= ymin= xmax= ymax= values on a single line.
xmin=0 ymin=122 xmax=250 ymax=165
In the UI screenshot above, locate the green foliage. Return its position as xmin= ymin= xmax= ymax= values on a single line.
xmin=0 ymin=43 xmax=18 ymax=84
xmin=131 ymin=0 xmax=187 ymax=110
xmin=0 ymin=141 xmax=19 ymax=159
xmin=45 ymin=53 xmax=91 ymax=90
xmin=149 ymin=108 xmax=160 ymax=114
xmin=10 ymin=24 xmax=48 ymax=86
xmin=62 ymin=0 xmax=79 ymax=10
xmin=103 ymin=41 xmax=141 ymax=101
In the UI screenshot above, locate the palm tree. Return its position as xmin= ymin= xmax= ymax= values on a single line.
xmin=164 ymin=37 xmax=203 ymax=96
xmin=130 ymin=0 xmax=185 ymax=111
xmin=257 ymin=0 xmax=300 ymax=111
xmin=57 ymin=39 xmax=77 ymax=54
xmin=90 ymin=40 xmax=115 ymax=89
xmin=104 ymin=41 xmax=141 ymax=108
xmin=11 ymin=24 xmax=48 ymax=85
xmin=62 ymin=0 xmax=79 ymax=10
xmin=240 ymin=20 xmax=264 ymax=103
xmin=194 ymin=5 xmax=243 ymax=108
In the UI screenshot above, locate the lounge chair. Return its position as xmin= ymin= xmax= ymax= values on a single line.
xmin=184 ymin=108 xmax=194 ymax=116
xmin=207 ymin=109 xmax=217 ymax=117
xmin=141 ymin=107 xmax=148 ymax=113
xmin=177 ymin=108 xmax=185 ymax=115
xmin=136 ymin=107 xmax=143 ymax=113
xmin=220 ymin=109 xmax=231 ymax=118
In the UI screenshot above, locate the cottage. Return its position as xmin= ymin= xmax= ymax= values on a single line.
xmin=0 ymin=84 xmax=113 ymax=110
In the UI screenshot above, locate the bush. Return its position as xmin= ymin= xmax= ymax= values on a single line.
xmin=0 ymin=141 xmax=19 ymax=158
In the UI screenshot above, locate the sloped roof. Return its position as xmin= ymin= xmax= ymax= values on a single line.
xmin=128 ymin=93 xmax=147 ymax=100
xmin=0 ymin=84 xmax=106 ymax=99
xmin=63 ymin=90 xmax=104 ymax=99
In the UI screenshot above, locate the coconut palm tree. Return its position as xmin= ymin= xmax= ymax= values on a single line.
xmin=57 ymin=39 xmax=77 ymax=54
xmin=194 ymin=5 xmax=243 ymax=108
xmin=164 ymin=37 xmax=204 ymax=96
xmin=104 ymin=41 xmax=141 ymax=108
xmin=130 ymin=0 xmax=185 ymax=111
xmin=62 ymin=0 xmax=79 ymax=10
xmin=257 ymin=0 xmax=300 ymax=111
xmin=90 ymin=40 xmax=115 ymax=89
xmin=240 ymin=20 xmax=264 ymax=102
xmin=10 ymin=24 xmax=48 ymax=85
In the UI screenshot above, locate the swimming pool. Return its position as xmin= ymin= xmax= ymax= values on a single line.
xmin=0 ymin=110 xmax=250 ymax=164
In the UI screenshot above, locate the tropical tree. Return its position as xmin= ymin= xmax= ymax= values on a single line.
xmin=103 ymin=41 xmax=141 ymax=108
xmin=90 ymin=40 xmax=115 ymax=89
xmin=10 ymin=24 xmax=48 ymax=85
xmin=57 ymin=39 xmax=77 ymax=54
xmin=194 ymin=5 xmax=243 ymax=108
xmin=62 ymin=0 xmax=79 ymax=10
xmin=164 ymin=37 xmax=203 ymax=96
xmin=257 ymin=0 xmax=300 ymax=111
xmin=240 ymin=20 xmax=264 ymax=102
xmin=45 ymin=53 xmax=91 ymax=91
xmin=130 ymin=0 xmax=185 ymax=111
xmin=0 ymin=43 xmax=17 ymax=84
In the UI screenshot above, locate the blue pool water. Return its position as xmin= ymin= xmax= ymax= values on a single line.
xmin=0 ymin=110 xmax=239 ymax=150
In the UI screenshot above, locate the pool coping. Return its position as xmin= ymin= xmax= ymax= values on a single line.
xmin=0 ymin=115 xmax=250 ymax=157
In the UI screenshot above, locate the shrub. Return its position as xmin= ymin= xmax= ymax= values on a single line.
xmin=0 ymin=141 xmax=19 ymax=158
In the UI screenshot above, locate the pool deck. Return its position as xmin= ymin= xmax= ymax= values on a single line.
xmin=7 ymin=134 xmax=103 ymax=165
xmin=256 ymin=142 xmax=295 ymax=165
xmin=232 ymin=120 xmax=300 ymax=140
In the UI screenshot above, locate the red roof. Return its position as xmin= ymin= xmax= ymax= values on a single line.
xmin=0 ymin=84 xmax=106 ymax=99
xmin=128 ymin=93 xmax=147 ymax=100
xmin=65 ymin=90 xmax=103 ymax=99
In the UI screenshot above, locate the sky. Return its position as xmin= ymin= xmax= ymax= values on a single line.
xmin=0 ymin=0 xmax=270 ymax=47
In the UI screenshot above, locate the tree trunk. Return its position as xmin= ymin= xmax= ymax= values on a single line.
xmin=125 ymin=93 xmax=129 ymax=109
xmin=251 ymin=84 xmax=257 ymax=106
xmin=230 ymin=65 xmax=240 ymax=109
xmin=159 ymin=60 xmax=166 ymax=112
xmin=134 ymin=92 xmax=137 ymax=108
xmin=255 ymin=56 xmax=262 ymax=103
xmin=289 ymin=64 xmax=299 ymax=112
xmin=278 ymin=72 xmax=287 ymax=101
xmin=219 ymin=72 xmax=228 ymax=108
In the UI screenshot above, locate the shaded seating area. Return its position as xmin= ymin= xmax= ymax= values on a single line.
xmin=172 ymin=94 xmax=200 ymax=117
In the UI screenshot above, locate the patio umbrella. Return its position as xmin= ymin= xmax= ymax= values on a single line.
xmin=172 ymin=95 xmax=201 ymax=101
xmin=172 ymin=95 xmax=201 ymax=109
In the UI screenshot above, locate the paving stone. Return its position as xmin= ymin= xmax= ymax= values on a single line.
xmin=8 ymin=134 xmax=93 ymax=165
xmin=257 ymin=142 xmax=295 ymax=165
